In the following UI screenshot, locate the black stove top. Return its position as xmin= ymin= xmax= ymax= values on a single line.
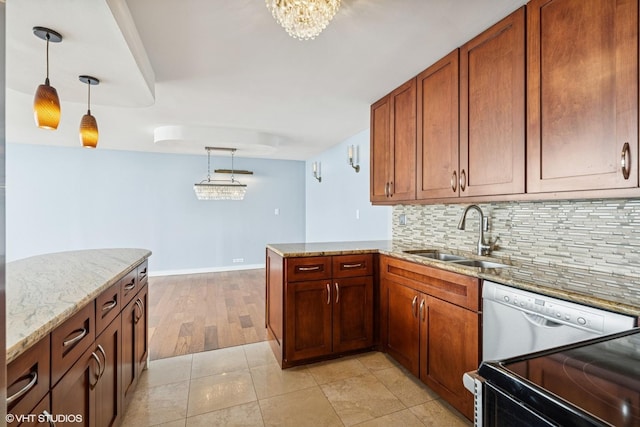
xmin=479 ymin=328 xmax=640 ymax=427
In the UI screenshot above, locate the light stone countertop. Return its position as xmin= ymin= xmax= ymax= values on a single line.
xmin=267 ymin=241 xmax=640 ymax=318
xmin=6 ymin=248 xmax=152 ymax=364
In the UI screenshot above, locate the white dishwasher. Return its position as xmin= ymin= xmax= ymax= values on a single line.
xmin=482 ymin=280 xmax=636 ymax=361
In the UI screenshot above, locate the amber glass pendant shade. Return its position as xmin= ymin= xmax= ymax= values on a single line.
xmin=80 ymin=112 xmax=98 ymax=148
xmin=33 ymin=80 xmax=61 ymax=129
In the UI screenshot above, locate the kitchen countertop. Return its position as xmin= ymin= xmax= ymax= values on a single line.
xmin=6 ymin=248 xmax=152 ymax=364
xmin=267 ymin=241 xmax=640 ymax=318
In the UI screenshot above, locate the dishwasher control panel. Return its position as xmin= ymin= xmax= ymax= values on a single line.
xmin=489 ymin=284 xmax=605 ymax=333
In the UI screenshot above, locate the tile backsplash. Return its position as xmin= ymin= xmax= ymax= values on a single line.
xmin=393 ymin=199 xmax=640 ymax=278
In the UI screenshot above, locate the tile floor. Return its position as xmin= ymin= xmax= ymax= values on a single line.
xmin=121 ymin=342 xmax=472 ymax=427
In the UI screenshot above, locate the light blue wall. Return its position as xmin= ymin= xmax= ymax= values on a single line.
xmin=305 ymin=129 xmax=392 ymax=242
xmin=6 ymin=144 xmax=306 ymax=274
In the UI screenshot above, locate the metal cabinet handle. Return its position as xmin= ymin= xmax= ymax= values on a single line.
xmin=139 ymin=267 xmax=147 ymax=278
xmin=342 ymin=263 xmax=362 ymax=269
xmin=90 ymin=352 xmax=102 ymax=389
xmin=102 ymin=299 xmax=118 ymax=312
xmin=63 ymin=327 xmax=88 ymax=348
xmin=124 ymin=279 xmax=136 ymax=291
xmin=326 ymin=283 xmax=331 ymax=305
xmin=97 ymin=344 xmax=107 ymax=380
xmin=298 ymin=266 xmax=321 ymax=271
xmin=335 ymin=283 xmax=340 ymax=304
xmin=621 ymin=142 xmax=631 ymax=180
xmin=460 ymin=169 xmax=467 ymax=192
xmin=419 ymin=299 xmax=425 ymax=321
xmin=41 ymin=410 xmax=57 ymax=427
xmin=7 ymin=371 xmax=37 ymax=405
xmin=411 ymin=296 xmax=418 ymax=317
xmin=389 ymin=181 xmax=394 ymax=197
xmin=451 ymin=171 xmax=457 ymax=192
xmin=134 ymin=299 xmax=144 ymax=323
xmin=384 ymin=182 xmax=390 ymax=197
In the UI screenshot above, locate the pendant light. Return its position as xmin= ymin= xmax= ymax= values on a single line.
xmin=33 ymin=27 xmax=62 ymax=130
xmin=79 ymin=75 xmax=100 ymax=148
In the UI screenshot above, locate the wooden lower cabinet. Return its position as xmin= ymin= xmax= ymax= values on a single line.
xmin=122 ymin=284 xmax=148 ymax=406
xmin=94 ymin=317 xmax=122 ymax=427
xmin=380 ymin=256 xmax=480 ymax=420
xmin=267 ymin=250 xmax=375 ymax=367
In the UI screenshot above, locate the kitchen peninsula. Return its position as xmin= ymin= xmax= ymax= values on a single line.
xmin=6 ymin=248 xmax=151 ymax=427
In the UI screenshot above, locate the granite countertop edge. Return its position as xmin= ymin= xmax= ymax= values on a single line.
xmin=267 ymin=241 xmax=640 ymax=318
xmin=6 ymin=248 xmax=152 ymax=364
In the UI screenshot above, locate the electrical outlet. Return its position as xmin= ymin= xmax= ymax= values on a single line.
xmin=356 ymin=209 xmax=360 ymax=220
xmin=274 ymin=208 xmax=280 ymax=216
xmin=399 ymin=214 xmax=407 ymax=226
xmin=232 ymin=258 xmax=244 ymax=263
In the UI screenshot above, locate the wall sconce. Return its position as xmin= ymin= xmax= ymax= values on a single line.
xmin=312 ymin=161 xmax=322 ymax=183
xmin=348 ymin=145 xmax=360 ymax=173
xmin=33 ymin=26 xmax=62 ymax=130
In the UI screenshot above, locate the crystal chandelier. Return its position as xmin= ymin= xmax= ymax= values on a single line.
xmin=266 ymin=0 xmax=341 ymax=40
xmin=194 ymin=147 xmax=247 ymax=201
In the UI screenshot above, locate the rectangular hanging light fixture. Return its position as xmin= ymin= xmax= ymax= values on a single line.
xmin=194 ymin=147 xmax=248 ymax=201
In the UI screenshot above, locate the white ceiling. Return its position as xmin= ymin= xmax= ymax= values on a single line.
xmin=6 ymin=0 xmax=528 ymax=160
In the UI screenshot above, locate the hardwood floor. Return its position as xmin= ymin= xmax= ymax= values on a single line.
xmin=148 ymin=269 xmax=266 ymax=360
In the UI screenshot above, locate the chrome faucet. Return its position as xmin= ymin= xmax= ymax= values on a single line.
xmin=458 ymin=205 xmax=493 ymax=256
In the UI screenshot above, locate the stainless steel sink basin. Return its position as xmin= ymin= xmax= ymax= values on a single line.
xmin=449 ymin=259 xmax=509 ymax=269
xmin=403 ymin=250 xmax=466 ymax=262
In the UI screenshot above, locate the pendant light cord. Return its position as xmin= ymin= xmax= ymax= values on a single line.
xmin=231 ymin=151 xmax=236 ymax=183
xmin=206 ymin=148 xmax=212 ymax=182
xmin=45 ymin=33 xmax=50 ymax=84
xmin=87 ymin=81 xmax=91 ymax=114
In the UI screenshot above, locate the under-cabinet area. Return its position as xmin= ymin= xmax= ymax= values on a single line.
xmin=6 ymin=249 xmax=151 ymax=427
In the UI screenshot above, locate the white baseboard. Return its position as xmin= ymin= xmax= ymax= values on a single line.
xmin=149 ymin=263 xmax=265 ymax=277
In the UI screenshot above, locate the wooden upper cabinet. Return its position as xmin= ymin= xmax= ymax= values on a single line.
xmin=370 ymin=78 xmax=417 ymax=203
xmin=527 ymin=0 xmax=638 ymax=192
xmin=460 ymin=6 xmax=525 ymax=197
xmin=417 ymin=50 xmax=460 ymax=199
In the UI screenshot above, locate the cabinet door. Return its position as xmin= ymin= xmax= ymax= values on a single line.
xmin=285 ymin=280 xmax=332 ymax=362
xmin=527 ymin=0 xmax=638 ymax=192
xmin=420 ymin=296 xmax=479 ymax=421
xmin=370 ymin=96 xmax=391 ymax=202
xmin=332 ymin=276 xmax=373 ymax=353
xmin=389 ymin=79 xmax=417 ymax=201
xmin=460 ymin=7 xmax=525 ymax=197
xmin=121 ymin=297 xmax=137 ymax=405
xmin=381 ymin=279 xmax=420 ymax=376
xmin=134 ymin=285 xmax=149 ymax=376
xmin=417 ymin=49 xmax=460 ymax=199
xmin=52 ymin=345 xmax=98 ymax=427
xmin=94 ymin=317 xmax=122 ymax=427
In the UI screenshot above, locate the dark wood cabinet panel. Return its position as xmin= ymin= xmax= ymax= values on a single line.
xmin=417 ymin=49 xmax=460 ymax=199
xmin=286 ymin=256 xmax=332 ymax=282
xmin=285 ymin=279 xmax=333 ymax=362
xmin=527 ymin=0 xmax=638 ymax=192
xmin=332 ymin=254 xmax=373 ymax=278
xmin=371 ymin=78 xmax=417 ymax=203
xmin=94 ymin=317 xmax=122 ymax=427
xmin=333 ymin=276 xmax=373 ymax=353
xmin=51 ymin=302 xmax=95 ymax=386
xmin=96 ymin=282 xmax=121 ymax=336
xmin=9 ymin=394 xmax=51 ymax=427
xmin=460 ymin=6 xmax=525 ymax=197
xmin=122 ymin=284 xmax=148 ymax=407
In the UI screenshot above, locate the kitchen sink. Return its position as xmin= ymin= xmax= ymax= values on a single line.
xmin=403 ymin=250 xmax=466 ymax=262
xmin=449 ymin=259 xmax=509 ymax=269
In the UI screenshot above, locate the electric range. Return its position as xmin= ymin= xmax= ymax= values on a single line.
xmin=477 ymin=328 xmax=640 ymax=426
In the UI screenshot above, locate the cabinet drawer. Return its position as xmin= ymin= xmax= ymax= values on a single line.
xmin=137 ymin=259 xmax=149 ymax=287
xmin=286 ymin=257 xmax=331 ymax=282
xmin=7 ymin=336 xmax=50 ymax=419
xmin=96 ymin=282 xmax=121 ymax=336
xmin=381 ymin=256 xmax=480 ymax=311
xmin=8 ymin=393 xmax=51 ymax=427
xmin=332 ymin=254 xmax=373 ymax=278
xmin=51 ymin=302 xmax=95 ymax=386
xmin=120 ymin=269 xmax=138 ymax=307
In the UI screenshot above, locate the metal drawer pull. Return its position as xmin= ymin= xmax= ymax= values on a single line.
xmin=621 ymin=142 xmax=631 ymax=180
xmin=451 ymin=170 xmax=457 ymax=192
xmin=7 ymin=371 xmax=37 ymax=405
xmin=124 ymin=279 xmax=136 ymax=291
xmin=420 ymin=299 xmax=425 ymax=321
xmin=298 ymin=266 xmax=321 ymax=271
xmin=41 ymin=410 xmax=56 ymax=427
xmin=134 ymin=300 xmax=144 ymax=323
xmin=460 ymin=169 xmax=467 ymax=192
xmin=389 ymin=181 xmax=394 ymax=197
xmin=63 ymin=327 xmax=88 ymax=348
xmin=384 ymin=182 xmax=389 ymax=197
xmin=102 ymin=299 xmax=117 ymax=312
xmin=342 ymin=263 xmax=362 ymax=269
xmin=139 ymin=268 xmax=147 ymax=277
xmin=412 ymin=296 xmax=418 ymax=317
xmin=326 ymin=283 xmax=331 ymax=305
xmin=335 ymin=283 xmax=340 ymax=304
xmin=97 ymin=345 xmax=107 ymax=379
xmin=90 ymin=352 xmax=102 ymax=388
